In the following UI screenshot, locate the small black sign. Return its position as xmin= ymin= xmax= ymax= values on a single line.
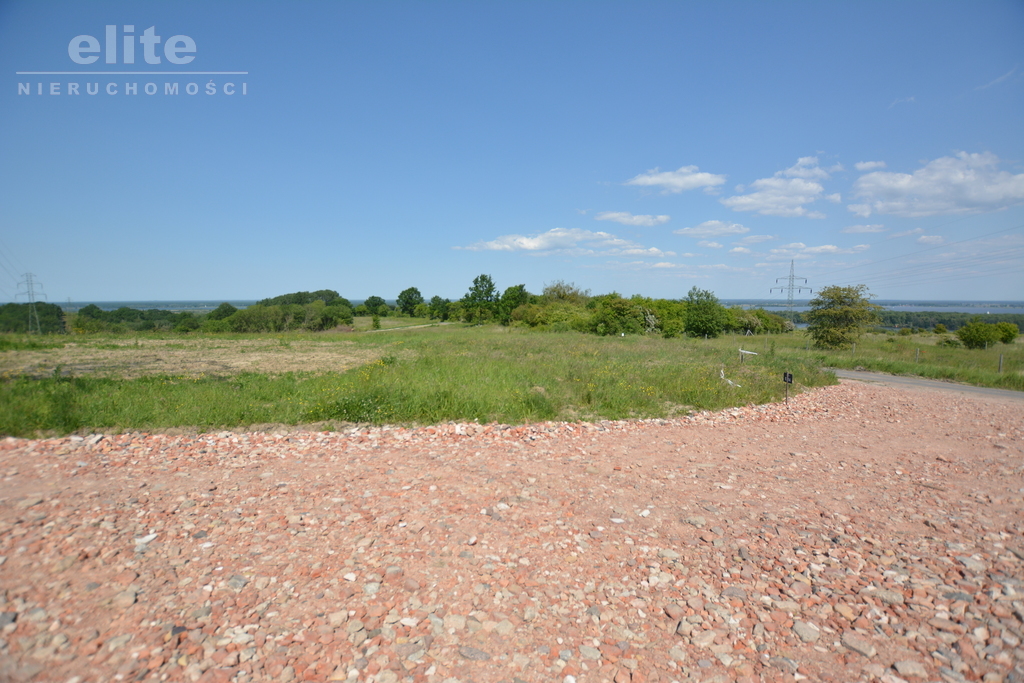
xmin=783 ymin=372 xmax=793 ymax=384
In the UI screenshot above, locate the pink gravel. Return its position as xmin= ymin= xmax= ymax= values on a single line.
xmin=1 ymin=380 xmax=1022 ymax=683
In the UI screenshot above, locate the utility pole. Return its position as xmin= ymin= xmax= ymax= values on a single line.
xmin=770 ymin=260 xmax=811 ymax=311
xmin=17 ymin=273 xmax=45 ymax=334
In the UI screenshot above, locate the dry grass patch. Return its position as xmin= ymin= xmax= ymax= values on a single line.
xmin=0 ymin=337 xmax=380 ymax=378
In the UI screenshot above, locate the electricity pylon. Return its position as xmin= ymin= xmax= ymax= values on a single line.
xmin=770 ymin=260 xmax=810 ymax=310
xmin=17 ymin=273 xmax=45 ymax=334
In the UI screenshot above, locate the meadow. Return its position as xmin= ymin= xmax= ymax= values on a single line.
xmin=0 ymin=325 xmax=1019 ymax=437
xmin=1 ymin=325 xmax=829 ymax=437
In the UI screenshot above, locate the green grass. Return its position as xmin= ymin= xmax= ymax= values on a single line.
xmin=350 ymin=315 xmax=436 ymax=331
xmin=0 ymin=327 xmax=833 ymax=437
xmin=753 ymin=330 xmax=1024 ymax=391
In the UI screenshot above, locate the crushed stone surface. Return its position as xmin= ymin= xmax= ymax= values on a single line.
xmin=1 ymin=380 xmax=1022 ymax=683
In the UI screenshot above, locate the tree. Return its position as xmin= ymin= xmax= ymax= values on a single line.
xmin=207 ymin=302 xmax=238 ymax=321
xmin=542 ymin=280 xmax=590 ymax=305
xmin=396 ymin=287 xmax=424 ymax=316
xmin=806 ymin=284 xmax=880 ymax=349
xmin=427 ymin=296 xmax=450 ymax=321
xmin=497 ymin=284 xmax=530 ymax=325
xmin=462 ymin=274 xmax=498 ymax=321
xmin=683 ymin=286 xmax=727 ymax=338
xmin=363 ymin=296 xmax=388 ymax=316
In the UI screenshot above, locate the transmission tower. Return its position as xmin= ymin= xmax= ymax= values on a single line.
xmin=17 ymin=273 xmax=46 ymax=334
xmin=770 ymin=260 xmax=810 ymax=310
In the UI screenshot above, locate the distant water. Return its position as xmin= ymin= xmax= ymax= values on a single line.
xmin=64 ymin=300 xmax=257 ymax=312
xmin=722 ymin=300 xmax=1024 ymax=315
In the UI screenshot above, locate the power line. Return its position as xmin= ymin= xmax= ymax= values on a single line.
xmin=819 ymin=224 xmax=1023 ymax=282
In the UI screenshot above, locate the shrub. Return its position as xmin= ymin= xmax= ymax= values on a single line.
xmin=956 ymin=321 xmax=1001 ymax=349
xmin=995 ymin=322 xmax=1019 ymax=344
xmin=933 ymin=323 xmax=947 ymax=334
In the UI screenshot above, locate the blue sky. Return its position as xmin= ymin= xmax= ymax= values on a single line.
xmin=1 ymin=0 xmax=1022 ymax=304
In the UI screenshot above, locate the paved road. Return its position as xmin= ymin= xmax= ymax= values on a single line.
xmin=831 ymin=368 xmax=1024 ymax=402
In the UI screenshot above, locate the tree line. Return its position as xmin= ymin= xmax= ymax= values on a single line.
xmin=354 ymin=275 xmax=793 ymax=338
xmin=1 ymin=276 xmax=1017 ymax=347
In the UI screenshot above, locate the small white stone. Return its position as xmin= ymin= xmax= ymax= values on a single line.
xmin=344 ymin=572 xmax=357 ymax=582
xmin=639 ymin=509 xmax=651 ymax=517
xmin=611 ymin=518 xmax=625 ymax=524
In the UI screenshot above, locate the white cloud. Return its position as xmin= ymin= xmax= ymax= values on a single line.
xmin=673 ymin=220 xmax=750 ymax=238
xmin=595 ymin=211 xmax=670 ymax=227
xmin=842 ymin=224 xmax=886 ymax=234
xmin=779 ymin=156 xmax=831 ymax=180
xmin=720 ymin=157 xmax=832 ymax=218
xmin=891 ymin=228 xmax=925 ymax=238
xmin=917 ymin=235 xmax=945 ymax=245
xmin=766 ymin=242 xmax=870 ymax=260
xmin=802 ymin=244 xmax=869 ymax=255
xmin=625 ymin=165 xmax=726 ymax=194
xmin=850 ymin=151 xmax=1024 ymax=217
xmin=855 ymin=161 xmax=887 ymax=171
xmin=698 ymin=240 xmax=723 ymax=248
xmin=730 ymin=247 xmax=752 ymax=254
xmin=826 ymin=193 xmax=842 ymax=203
xmin=735 ymin=234 xmax=776 ymax=245
xmin=889 ymin=96 xmax=915 ymax=108
xmin=457 ymin=227 xmax=673 ymax=257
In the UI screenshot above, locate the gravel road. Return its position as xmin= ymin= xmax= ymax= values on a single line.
xmin=1 ymin=380 xmax=1022 ymax=683
xmin=832 ymin=370 xmax=1024 ymax=403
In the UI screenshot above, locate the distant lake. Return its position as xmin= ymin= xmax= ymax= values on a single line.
xmin=721 ymin=300 xmax=1024 ymax=315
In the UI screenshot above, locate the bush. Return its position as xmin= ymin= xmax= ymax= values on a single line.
xmin=995 ymin=322 xmax=1019 ymax=344
xmin=937 ymin=336 xmax=962 ymax=348
xmin=956 ymin=321 xmax=1002 ymax=349
xmin=587 ymin=295 xmax=645 ymax=336
xmin=933 ymin=323 xmax=947 ymax=334
xmin=201 ymin=319 xmax=231 ymax=333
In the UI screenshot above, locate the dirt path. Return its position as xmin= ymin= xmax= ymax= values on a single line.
xmin=1 ymin=381 xmax=1022 ymax=683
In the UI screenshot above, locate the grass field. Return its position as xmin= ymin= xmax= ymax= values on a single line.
xmin=0 ymin=326 xmax=833 ymax=437
xmin=1 ymin=326 xmax=1019 ymax=437
xmin=761 ymin=330 xmax=1023 ymax=391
